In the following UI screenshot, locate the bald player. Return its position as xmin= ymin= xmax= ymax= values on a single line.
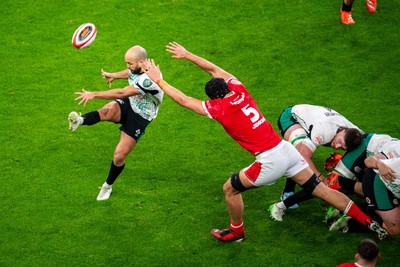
xmin=68 ymin=45 xmax=164 ymax=201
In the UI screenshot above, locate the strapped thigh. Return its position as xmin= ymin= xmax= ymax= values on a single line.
xmin=288 ymin=128 xmax=316 ymax=152
xmin=230 ymin=173 xmax=249 ymax=192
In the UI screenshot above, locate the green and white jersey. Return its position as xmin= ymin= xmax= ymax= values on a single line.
xmin=366 ymin=134 xmax=400 ymax=159
xmin=375 ymin=158 xmax=400 ymax=199
xmin=335 ymin=133 xmax=400 ymax=180
xmin=128 ymin=70 xmax=164 ymax=121
xmin=291 ymin=104 xmax=362 ymax=148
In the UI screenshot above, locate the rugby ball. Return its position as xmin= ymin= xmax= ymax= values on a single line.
xmin=72 ymin=23 xmax=97 ymax=49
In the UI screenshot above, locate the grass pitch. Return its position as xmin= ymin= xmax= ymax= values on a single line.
xmin=1 ymin=0 xmax=399 ymax=266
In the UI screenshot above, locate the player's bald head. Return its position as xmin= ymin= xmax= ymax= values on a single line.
xmin=125 ymin=45 xmax=147 ymax=61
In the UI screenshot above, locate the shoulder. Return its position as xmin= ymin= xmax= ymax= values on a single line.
xmin=337 ymin=263 xmax=356 ymax=267
xmin=226 ymin=77 xmax=250 ymax=95
xmin=226 ymin=77 xmax=243 ymax=88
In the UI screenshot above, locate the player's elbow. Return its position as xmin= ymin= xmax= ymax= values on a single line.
xmin=176 ymin=96 xmax=190 ymax=108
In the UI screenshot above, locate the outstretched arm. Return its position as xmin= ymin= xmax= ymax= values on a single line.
xmin=144 ymin=59 xmax=207 ymax=116
xmin=74 ymin=85 xmax=140 ymax=106
xmin=166 ymin=42 xmax=233 ymax=81
xmin=101 ymin=69 xmax=129 ymax=88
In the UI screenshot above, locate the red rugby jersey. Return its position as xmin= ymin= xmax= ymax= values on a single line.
xmin=202 ymin=78 xmax=281 ymax=155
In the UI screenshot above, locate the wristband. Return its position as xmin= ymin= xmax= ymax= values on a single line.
xmin=156 ymin=79 xmax=168 ymax=88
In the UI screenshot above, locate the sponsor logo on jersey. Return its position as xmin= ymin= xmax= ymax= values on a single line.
xmin=143 ymin=79 xmax=153 ymax=87
xmin=314 ymin=136 xmax=322 ymax=145
xmin=230 ymin=79 xmax=242 ymax=85
xmin=354 ymin=166 xmax=363 ymax=174
xmin=135 ymin=129 xmax=141 ymax=137
xmin=230 ymin=92 xmax=245 ymax=105
xmin=324 ymin=112 xmax=340 ymax=117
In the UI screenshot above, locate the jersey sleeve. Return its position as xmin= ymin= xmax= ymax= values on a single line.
xmin=334 ymin=141 xmax=368 ymax=180
xmin=202 ymin=101 xmax=214 ymax=119
xmin=309 ymin=122 xmax=338 ymax=147
xmin=136 ymin=73 xmax=163 ymax=95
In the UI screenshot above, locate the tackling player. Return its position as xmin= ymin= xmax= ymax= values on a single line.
xmin=143 ymin=42 xmax=388 ymax=241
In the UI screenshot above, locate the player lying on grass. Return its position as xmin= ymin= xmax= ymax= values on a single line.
xmin=272 ymin=132 xmax=400 ymax=237
xmin=277 ymin=104 xmax=363 ymax=208
xmin=324 ymin=134 xmax=400 ymax=236
xmin=326 ymin=157 xmax=400 ymax=237
xmin=142 ymin=42 xmax=388 ymax=241
xmin=325 ymin=132 xmax=400 ymax=195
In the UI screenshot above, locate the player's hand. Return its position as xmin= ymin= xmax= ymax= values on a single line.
xmin=144 ymin=59 xmax=161 ymax=82
xmin=377 ymin=161 xmax=396 ymax=182
xmin=75 ymin=89 xmax=95 ymax=106
xmin=324 ymin=172 xmax=341 ymax=190
xmin=324 ymin=152 xmax=343 ymax=171
xmin=101 ymin=68 xmax=114 ymax=88
xmin=166 ymin=42 xmax=188 ymax=59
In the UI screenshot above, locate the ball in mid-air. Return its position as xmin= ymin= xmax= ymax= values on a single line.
xmin=72 ymin=23 xmax=97 ymax=49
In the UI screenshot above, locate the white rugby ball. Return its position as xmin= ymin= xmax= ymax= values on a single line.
xmin=72 ymin=23 xmax=97 ymax=49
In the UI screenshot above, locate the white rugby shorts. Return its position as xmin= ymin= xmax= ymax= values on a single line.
xmin=244 ymin=140 xmax=309 ymax=187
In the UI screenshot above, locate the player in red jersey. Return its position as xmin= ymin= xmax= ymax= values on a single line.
xmin=337 ymin=239 xmax=380 ymax=267
xmin=144 ymin=42 xmax=388 ymax=242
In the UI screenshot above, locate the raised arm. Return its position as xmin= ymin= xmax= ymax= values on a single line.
xmin=144 ymin=59 xmax=207 ymax=116
xmin=166 ymin=42 xmax=233 ymax=81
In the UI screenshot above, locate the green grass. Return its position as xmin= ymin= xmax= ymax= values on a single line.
xmin=1 ymin=0 xmax=399 ymax=266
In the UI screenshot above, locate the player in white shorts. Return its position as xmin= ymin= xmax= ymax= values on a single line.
xmin=244 ymin=141 xmax=308 ymax=187
xmin=143 ymin=42 xmax=388 ymax=241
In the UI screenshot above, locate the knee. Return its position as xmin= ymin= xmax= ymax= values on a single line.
xmin=98 ymin=107 xmax=110 ymax=119
xmin=113 ymin=151 xmax=127 ymax=166
xmin=98 ymin=103 xmax=118 ymax=120
xmin=223 ymin=180 xmax=233 ymax=195
xmin=301 ymin=174 xmax=322 ymax=195
xmin=387 ymin=227 xmax=400 ymax=236
xmin=385 ymin=223 xmax=400 ymax=236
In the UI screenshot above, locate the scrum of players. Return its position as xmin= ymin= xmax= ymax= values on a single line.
xmin=269 ymin=104 xmax=400 ymax=238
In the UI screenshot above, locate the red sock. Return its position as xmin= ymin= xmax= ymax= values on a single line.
xmin=344 ymin=201 xmax=371 ymax=226
xmin=230 ymin=221 xmax=244 ymax=235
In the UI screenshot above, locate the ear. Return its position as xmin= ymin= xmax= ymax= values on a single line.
xmin=354 ymin=253 xmax=360 ymax=261
xmin=138 ymin=60 xmax=146 ymax=69
xmin=376 ymin=253 xmax=381 ymax=261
